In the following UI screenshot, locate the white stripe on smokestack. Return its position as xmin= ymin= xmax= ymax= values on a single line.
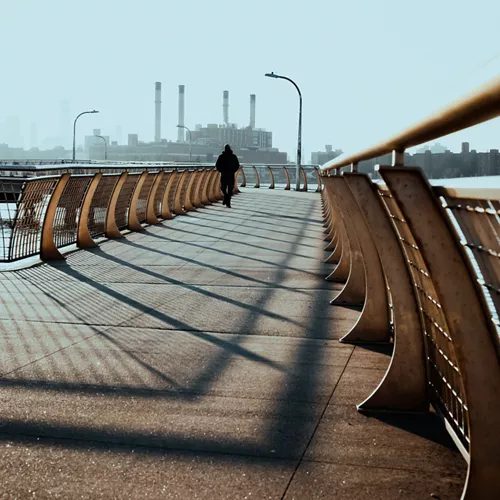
xmin=223 ymin=90 xmax=229 ymax=125
xmin=177 ymin=85 xmax=185 ymax=142
xmin=155 ymin=82 xmax=162 ymax=142
xmin=250 ymin=94 xmax=256 ymax=129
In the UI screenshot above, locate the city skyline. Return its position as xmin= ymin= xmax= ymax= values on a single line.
xmin=1 ymin=0 xmax=499 ymax=161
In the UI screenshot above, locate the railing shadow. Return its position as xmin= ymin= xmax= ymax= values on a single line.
xmin=0 ymin=187 xmax=462 ymax=484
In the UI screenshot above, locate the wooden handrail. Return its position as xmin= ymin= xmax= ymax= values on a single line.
xmin=322 ymin=76 xmax=500 ymax=172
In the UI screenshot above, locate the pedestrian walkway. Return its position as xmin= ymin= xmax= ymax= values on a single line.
xmin=0 ymin=189 xmax=465 ymax=499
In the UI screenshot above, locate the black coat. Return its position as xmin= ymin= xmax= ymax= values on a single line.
xmin=216 ymin=151 xmax=240 ymax=181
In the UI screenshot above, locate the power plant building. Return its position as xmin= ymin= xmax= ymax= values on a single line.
xmin=192 ymin=125 xmax=272 ymax=150
xmin=191 ymin=91 xmax=273 ymax=150
xmin=87 ymin=82 xmax=287 ymax=164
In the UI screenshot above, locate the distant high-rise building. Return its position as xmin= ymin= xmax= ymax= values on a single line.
xmin=311 ymin=145 xmax=343 ymax=165
xmin=5 ymin=116 xmax=22 ymax=148
xmin=191 ymin=123 xmax=273 ymax=150
xmin=461 ymin=142 xmax=470 ymax=154
xmin=85 ymin=129 xmax=110 ymax=151
xmin=488 ymin=149 xmax=500 ymax=175
xmin=115 ymin=125 xmax=122 ymax=145
xmin=430 ymin=142 xmax=447 ymax=153
xmin=128 ymin=134 xmax=139 ymax=147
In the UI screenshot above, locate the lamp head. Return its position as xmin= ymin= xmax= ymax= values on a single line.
xmin=265 ymin=72 xmax=280 ymax=79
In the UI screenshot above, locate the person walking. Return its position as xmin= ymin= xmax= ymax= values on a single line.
xmin=216 ymin=144 xmax=240 ymax=208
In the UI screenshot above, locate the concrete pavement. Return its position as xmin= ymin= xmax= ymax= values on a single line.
xmin=0 ymin=189 xmax=465 ymax=499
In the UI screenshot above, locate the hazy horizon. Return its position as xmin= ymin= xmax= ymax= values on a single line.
xmin=1 ymin=0 xmax=499 ymax=161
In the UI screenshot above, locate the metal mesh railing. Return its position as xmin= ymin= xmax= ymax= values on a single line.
xmin=136 ymin=172 xmax=157 ymax=223
xmin=53 ymin=176 xmax=92 ymax=248
xmin=196 ymin=170 xmax=207 ymax=204
xmin=0 ymin=178 xmax=24 ymax=261
xmin=167 ymin=171 xmax=182 ymax=213
xmin=186 ymin=170 xmax=199 ymax=207
xmin=9 ymin=177 xmax=59 ymax=261
xmin=88 ymin=174 xmax=119 ymax=238
xmin=154 ymin=171 xmax=170 ymax=216
xmin=177 ymin=171 xmax=191 ymax=211
xmin=437 ymin=188 xmax=500 ymax=342
xmin=379 ymin=185 xmax=469 ymax=451
xmin=243 ymin=166 xmax=258 ymax=187
xmin=0 ymin=163 xmax=316 ymax=263
xmin=115 ymin=174 xmax=140 ymax=229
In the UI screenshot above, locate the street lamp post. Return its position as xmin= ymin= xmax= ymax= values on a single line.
xmin=177 ymin=125 xmax=192 ymax=162
xmin=265 ymin=72 xmax=302 ymax=191
xmin=72 ymin=110 xmax=99 ymax=162
xmin=95 ymin=135 xmax=108 ymax=160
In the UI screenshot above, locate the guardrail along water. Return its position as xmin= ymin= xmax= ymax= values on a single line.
xmin=0 ymin=164 xmax=320 ymax=263
xmin=320 ymin=76 xmax=500 ymax=499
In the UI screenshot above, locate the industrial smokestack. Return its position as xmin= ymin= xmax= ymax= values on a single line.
xmin=223 ymin=90 xmax=229 ymax=125
xmin=177 ymin=85 xmax=185 ymax=142
xmin=154 ymin=82 xmax=162 ymax=142
xmin=249 ymin=94 xmax=256 ymax=129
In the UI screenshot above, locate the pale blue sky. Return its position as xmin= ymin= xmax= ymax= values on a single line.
xmin=1 ymin=0 xmax=499 ymax=160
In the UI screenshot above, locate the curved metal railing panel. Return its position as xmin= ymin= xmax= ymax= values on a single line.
xmin=9 ymin=177 xmax=59 ymax=261
xmin=322 ymin=167 xmax=500 ymax=498
xmin=0 ymin=178 xmax=25 ymax=261
xmin=154 ymin=171 xmax=170 ymax=217
xmin=88 ymin=174 xmax=119 ymax=238
xmin=200 ymin=169 xmax=211 ymax=205
xmin=193 ymin=169 xmax=206 ymax=208
xmin=0 ymin=162 xmax=319 ymax=263
xmin=166 ymin=171 xmax=182 ymax=216
xmin=183 ymin=170 xmax=198 ymax=212
xmin=136 ymin=172 xmax=157 ymax=223
xmin=266 ymin=166 xmax=275 ymax=189
xmin=300 ymin=167 xmax=308 ymax=191
xmin=283 ymin=167 xmax=291 ymax=190
xmin=52 ymin=175 xmax=92 ymax=249
xmin=380 ymin=168 xmax=500 ymax=497
xmin=115 ymin=173 xmax=140 ymax=230
xmin=173 ymin=170 xmax=190 ymax=215
xmin=434 ymin=186 xmax=500 ymax=346
xmin=380 ymin=182 xmax=469 ymax=449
